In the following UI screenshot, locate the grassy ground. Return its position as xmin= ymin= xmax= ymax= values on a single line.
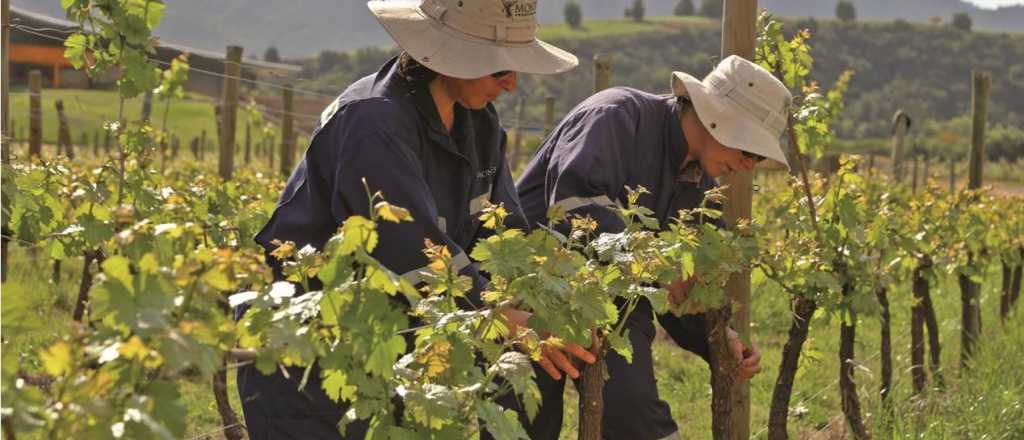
xmin=7 ymin=88 xmax=285 ymax=151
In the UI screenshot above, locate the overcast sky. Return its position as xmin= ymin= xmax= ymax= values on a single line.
xmin=967 ymin=0 xmax=1023 ymax=8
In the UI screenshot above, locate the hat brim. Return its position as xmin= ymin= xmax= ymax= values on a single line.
xmin=368 ymin=1 xmax=578 ymax=79
xmin=672 ymin=71 xmax=790 ymax=171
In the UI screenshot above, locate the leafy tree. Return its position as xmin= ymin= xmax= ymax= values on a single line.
xmin=625 ymin=0 xmax=645 ymax=22
xmin=699 ymin=0 xmax=722 ymax=19
xmin=263 ymin=46 xmax=281 ymax=63
xmin=952 ymin=12 xmax=973 ymax=32
xmin=674 ymin=0 xmax=695 ymax=16
xmin=564 ymin=0 xmax=583 ymax=28
xmin=836 ymin=0 xmax=856 ymax=22
xmin=318 ymin=50 xmax=349 ymax=74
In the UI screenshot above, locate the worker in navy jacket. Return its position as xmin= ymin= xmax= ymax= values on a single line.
xmin=513 ymin=55 xmax=794 ymax=440
xmin=237 ymin=0 xmax=579 ymax=438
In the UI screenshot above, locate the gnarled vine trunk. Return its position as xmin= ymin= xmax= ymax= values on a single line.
xmin=578 ymin=347 xmax=607 ymax=440
xmin=839 ymin=282 xmax=870 ymax=440
xmin=911 ymin=262 xmax=928 ymax=393
xmin=768 ymin=296 xmax=817 ymax=440
xmin=875 ymin=286 xmax=892 ymax=404
xmin=705 ymin=306 xmax=735 ymax=440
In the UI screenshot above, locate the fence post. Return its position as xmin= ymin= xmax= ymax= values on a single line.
xmin=923 ymin=151 xmax=930 ymax=185
xmin=55 ymin=100 xmax=74 ymax=159
xmin=219 ymin=46 xmax=242 ymax=180
xmin=29 ymin=70 xmax=42 ymax=158
xmin=544 ymin=96 xmax=555 ymax=135
xmin=949 ymin=156 xmax=956 ymax=192
xmin=200 ymin=129 xmax=207 ymax=161
xmin=244 ymin=122 xmax=251 ymax=165
xmin=911 ymin=152 xmax=919 ymax=193
xmin=890 ymin=110 xmax=911 ymax=181
xmin=593 ymin=54 xmax=612 ymax=93
xmin=719 ymin=1 xmax=758 ymax=438
xmin=961 ymin=70 xmax=990 ymax=368
xmin=2 ymin=0 xmax=10 ymax=165
xmin=513 ymin=95 xmax=526 ymax=167
xmin=280 ymin=86 xmax=295 ymax=177
xmin=141 ymin=89 xmax=153 ymax=123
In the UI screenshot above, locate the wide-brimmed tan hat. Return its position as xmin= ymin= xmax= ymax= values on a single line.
xmin=671 ymin=55 xmax=792 ymax=170
xmin=368 ymin=0 xmax=578 ymax=79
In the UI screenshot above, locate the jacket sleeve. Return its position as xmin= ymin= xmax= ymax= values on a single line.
xmin=328 ymin=115 xmax=488 ymax=310
xmin=656 ymin=312 xmax=710 ymax=363
xmin=544 ymin=106 xmax=637 ymax=236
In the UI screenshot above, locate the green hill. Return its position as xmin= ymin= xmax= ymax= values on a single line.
xmin=296 ymin=16 xmax=1024 ymax=156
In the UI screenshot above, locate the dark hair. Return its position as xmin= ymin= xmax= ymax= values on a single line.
xmin=677 ymin=95 xmax=693 ymax=113
xmin=397 ymin=51 xmax=439 ymax=84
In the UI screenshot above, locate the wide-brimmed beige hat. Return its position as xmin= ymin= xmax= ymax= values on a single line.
xmin=671 ymin=55 xmax=792 ymax=170
xmin=368 ymin=0 xmax=578 ymax=79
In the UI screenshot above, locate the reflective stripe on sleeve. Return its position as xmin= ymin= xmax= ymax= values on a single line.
xmin=469 ymin=184 xmax=494 ymax=216
xmin=551 ymin=195 xmax=619 ymax=213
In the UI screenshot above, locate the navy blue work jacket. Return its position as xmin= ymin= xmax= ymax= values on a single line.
xmin=516 ymin=87 xmax=720 ymax=360
xmin=254 ymin=58 xmax=526 ymax=308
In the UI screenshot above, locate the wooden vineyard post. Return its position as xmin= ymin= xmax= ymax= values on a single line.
xmin=2 ymin=0 xmax=9 ymax=164
xmin=93 ymin=131 xmax=99 ymax=156
xmin=219 ymin=46 xmax=242 ymax=181
xmin=200 ymin=129 xmax=207 ymax=161
xmin=923 ymin=151 xmax=931 ymax=185
xmin=718 ymin=1 xmax=758 ymax=438
xmin=103 ymin=121 xmax=111 ymax=155
xmin=513 ymin=95 xmax=526 ymax=168
xmin=2 ymin=0 xmax=9 ymax=283
xmin=29 ymin=70 xmax=42 ymax=158
xmin=594 ymin=54 xmax=612 ymax=93
xmin=949 ymin=156 xmax=956 ymax=192
xmin=244 ymin=122 xmax=251 ymax=165
xmin=280 ymin=86 xmax=295 ymax=177
xmin=961 ymin=70 xmax=989 ymax=369
xmin=55 ymin=100 xmax=74 ymax=159
xmin=911 ymin=152 xmax=919 ymax=193
xmin=890 ymin=110 xmax=911 ymax=182
xmin=141 ymin=89 xmax=153 ymax=122
xmin=579 ymin=54 xmax=616 ymax=440
xmin=544 ymin=96 xmax=555 ymax=135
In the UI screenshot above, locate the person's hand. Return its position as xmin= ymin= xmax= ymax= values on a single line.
xmin=501 ymin=307 xmax=596 ymax=380
xmin=727 ymin=327 xmax=762 ymax=380
xmin=668 ymin=276 xmax=698 ymax=306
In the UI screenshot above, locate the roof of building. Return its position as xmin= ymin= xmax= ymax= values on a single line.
xmin=10 ymin=6 xmax=301 ymax=74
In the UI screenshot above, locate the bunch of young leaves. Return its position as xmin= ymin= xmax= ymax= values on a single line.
xmin=7 ymin=215 xmax=271 ymax=439
xmin=942 ymin=188 xmax=1001 ymax=283
xmin=63 ymin=0 xmax=165 ymax=98
xmin=756 ymin=11 xmax=853 ymax=160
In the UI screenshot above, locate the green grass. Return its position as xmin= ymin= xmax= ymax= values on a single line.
xmin=7 ymin=88 xmax=293 ymax=152
xmin=537 ymin=16 xmax=718 ymax=41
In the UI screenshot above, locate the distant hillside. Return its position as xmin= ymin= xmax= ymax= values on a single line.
xmin=294 ymin=16 xmax=1024 ymax=146
xmin=12 ymin=0 xmax=1024 ymax=57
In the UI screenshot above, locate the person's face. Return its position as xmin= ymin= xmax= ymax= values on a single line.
xmin=440 ymin=71 xmax=518 ymax=109
xmin=681 ymin=109 xmax=762 ymax=178
xmin=697 ymin=135 xmax=761 ymax=178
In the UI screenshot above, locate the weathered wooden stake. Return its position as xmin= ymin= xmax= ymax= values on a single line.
xmin=890 ymin=110 xmax=911 ymax=181
xmin=200 ymin=129 xmax=207 ymax=161
xmin=140 ymin=89 xmax=153 ymax=122
xmin=593 ymin=54 xmax=612 ymax=93
xmin=29 ymin=70 xmax=42 ymax=158
xmin=2 ymin=0 xmax=10 ymax=164
xmin=720 ymin=1 xmax=758 ymax=437
xmin=961 ymin=70 xmax=990 ymax=369
xmin=92 ymin=131 xmax=99 ymax=156
xmin=911 ymin=152 xmax=919 ymax=193
xmin=219 ymin=46 xmax=242 ymax=180
xmin=544 ymin=95 xmax=555 ymax=135
xmin=280 ymin=86 xmax=295 ymax=177
xmin=949 ymin=157 xmax=956 ymax=192
xmin=55 ymin=100 xmax=74 ymax=159
xmin=244 ymin=122 xmax=252 ymax=164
